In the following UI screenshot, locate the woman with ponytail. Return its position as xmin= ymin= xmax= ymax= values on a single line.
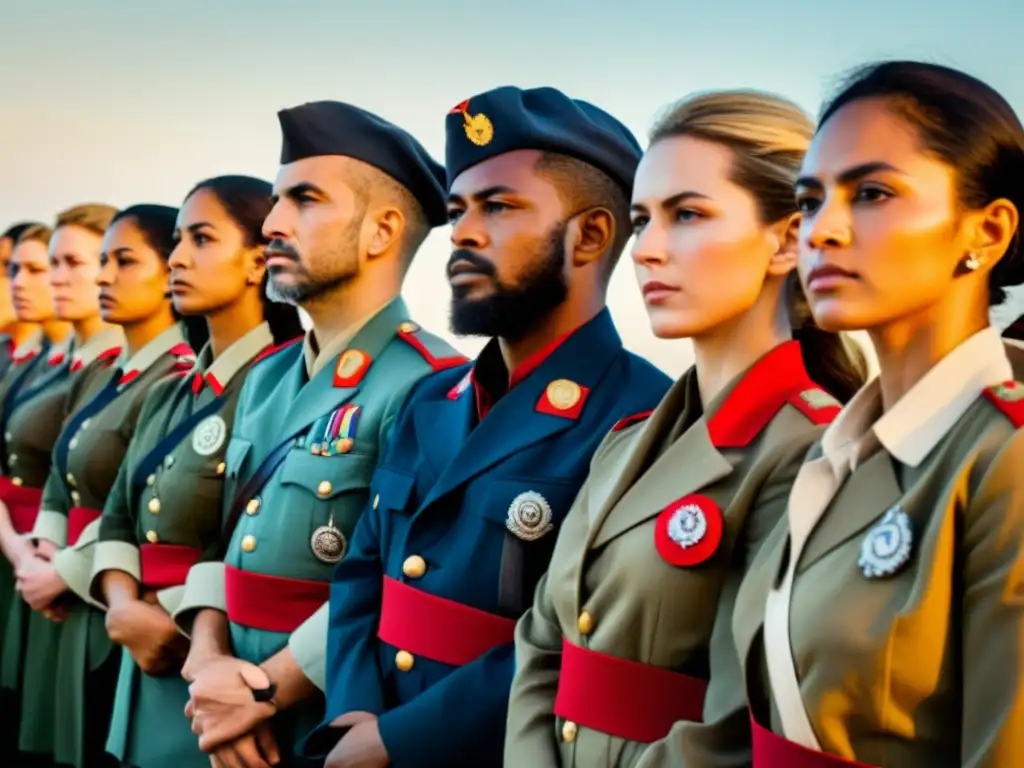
xmin=505 ymin=90 xmax=867 ymax=768
xmin=731 ymin=61 xmax=1024 ymax=767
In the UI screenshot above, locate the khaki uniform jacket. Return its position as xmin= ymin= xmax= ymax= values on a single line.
xmin=733 ymin=327 xmax=1024 ymax=767
xmin=506 ymin=342 xmax=842 ymax=768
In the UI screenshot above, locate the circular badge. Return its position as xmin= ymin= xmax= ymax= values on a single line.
xmin=545 ymin=379 xmax=581 ymax=411
xmin=192 ymin=415 xmax=227 ymax=457
xmin=506 ymin=491 xmax=554 ymax=541
xmin=463 ymin=112 xmax=494 ymax=146
xmin=654 ymin=494 xmax=723 ymax=567
xmin=858 ymin=505 xmax=913 ymax=579
xmin=310 ymin=524 xmax=348 ymax=564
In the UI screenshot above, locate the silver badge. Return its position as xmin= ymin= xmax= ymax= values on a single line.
xmin=667 ymin=504 xmax=707 ymax=548
xmin=310 ymin=513 xmax=347 ymax=564
xmin=506 ymin=491 xmax=553 ymax=541
xmin=858 ymin=506 xmax=913 ymax=578
xmin=192 ymin=415 xmax=227 ymax=457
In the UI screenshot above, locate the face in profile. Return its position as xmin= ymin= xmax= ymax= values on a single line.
xmin=262 ymin=156 xmax=364 ymax=305
xmin=169 ymin=189 xmax=264 ymax=316
xmin=10 ymin=239 xmax=56 ymax=323
xmin=50 ymin=225 xmax=104 ymax=322
xmin=97 ymin=218 xmax=171 ymax=325
xmin=795 ymin=98 xmax=975 ymax=332
xmin=631 ymin=136 xmax=792 ymax=339
xmin=0 ymin=237 xmax=16 ymax=328
xmin=446 ymin=150 xmax=570 ymax=341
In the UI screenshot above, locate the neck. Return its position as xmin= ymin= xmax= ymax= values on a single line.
xmin=305 ymin=279 xmax=396 ymax=354
xmin=41 ymin=318 xmax=73 ymax=344
xmin=72 ymin=313 xmax=110 ymax=346
xmin=869 ymin=296 xmax=988 ymax=411
xmin=206 ymin=289 xmax=265 ymax=359
xmin=7 ymin=322 xmax=39 ymax=348
xmin=498 ymin=300 xmax=601 ymax=374
xmin=692 ymin=287 xmax=792 ymax=408
xmin=123 ymin=305 xmax=177 ymax=358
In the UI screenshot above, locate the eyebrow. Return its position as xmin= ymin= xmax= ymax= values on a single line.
xmin=796 ymin=161 xmax=904 ymax=190
xmin=447 ymin=185 xmax=518 ymax=206
xmin=187 ymin=221 xmax=213 ymax=233
xmin=630 ymin=190 xmax=710 ymax=213
xmin=270 ymin=182 xmax=327 ymax=205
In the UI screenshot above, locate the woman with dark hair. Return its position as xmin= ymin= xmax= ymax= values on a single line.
xmin=0 ymin=221 xmax=45 ymax=377
xmin=89 ymin=175 xmax=302 ymax=768
xmin=732 ymin=61 xmax=1024 ymax=767
xmin=11 ymin=204 xmax=198 ymax=768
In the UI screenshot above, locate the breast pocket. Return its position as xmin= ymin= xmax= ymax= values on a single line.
xmin=278 ymin=450 xmax=380 ymax=541
xmin=368 ymin=467 xmax=416 ymax=516
xmin=224 ymin=437 xmax=252 ymax=483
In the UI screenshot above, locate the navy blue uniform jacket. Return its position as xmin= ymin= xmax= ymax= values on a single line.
xmin=306 ymin=309 xmax=671 ymax=766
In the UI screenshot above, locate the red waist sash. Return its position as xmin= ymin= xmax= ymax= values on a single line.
xmin=139 ymin=544 xmax=201 ymax=588
xmin=0 ymin=477 xmax=42 ymax=534
xmin=553 ymin=638 xmax=707 ymax=743
xmin=68 ymin=506 xmax=101 ymax=546
xmin=378 ymin=576 xmax=516 ymax=667
xmin=224 ymin=565 xmax=328 ymax=633
xmin=751 ymin=714 xmax=877 ymax=767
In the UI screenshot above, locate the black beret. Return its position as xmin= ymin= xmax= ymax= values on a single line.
xmin=278 ymin=101 xmax=448 ymax=227
xmin=444 ymin=86 xmax=642 ymax=194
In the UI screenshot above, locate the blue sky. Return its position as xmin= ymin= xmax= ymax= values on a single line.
xmin=1 ymin=0 xmax=1019 ymax=373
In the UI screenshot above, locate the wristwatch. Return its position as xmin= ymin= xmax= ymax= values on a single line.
xmin=250 ymin=682 xmax=278 ymax=704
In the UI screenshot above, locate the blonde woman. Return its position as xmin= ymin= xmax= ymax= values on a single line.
xmin=504 ymin=91 xmax=866 ymax=768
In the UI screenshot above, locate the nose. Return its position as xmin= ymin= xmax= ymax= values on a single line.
xmin=168 ymin=241 xmax=189 ymax=270
xmin=804 ymin=197 xmax=852 ymax=251
xmin=96 ymin=258 xmax=115 ymax=286
xmin=262 ymin=200 xmax=290 ymax=241
xmin=630 ymin=220 xmax=669 ymax=266
xmin=450 ymin=210 xmax=488 ymax=251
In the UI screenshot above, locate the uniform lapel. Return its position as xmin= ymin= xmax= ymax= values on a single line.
xmin=417 ymin=310 xmax=623 ymax=511
xmin=412 ymin=377 xmax=473 ymax=482
xmin=733 ymin=514 xmax=790 ymax=679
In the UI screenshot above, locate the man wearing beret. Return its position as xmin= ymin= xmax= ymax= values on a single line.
xmin=306 ymin=86 xmax=673 ymax=767
xmin=175 ymin=101 xmax=467 ymax=766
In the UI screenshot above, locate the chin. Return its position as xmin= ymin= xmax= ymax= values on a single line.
xmin=646 ymin=307 xmax=713 ymax=341
xmin=805 ymin=298 xmax=876 ymax=334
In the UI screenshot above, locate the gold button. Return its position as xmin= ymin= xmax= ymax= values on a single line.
xmin=71 ymin=490 xmax=81 ymax=504
xmin=66 ymin=473 xmax=76 ymax=487
xmin=335 ymin=437 xmax=353 ymax=454
xmin=146 ymin=530 xmax=158 ymax=543
xmin=146 ymin=474 xmax=155 ymax=486
xmin=81 ymin=419 xmax=91 ymax=430
xmin=317 ymin=480 xmax=332 ymax=496
xmin=398 ymin=321 xmax=419 ymax=334
xmin=164 ymin=455 xmax=175 ymax=469
xmin=246 ymin=498 xmax=261 ymax=515
xmin=12 ymin=477 xmax=22 ymax=486
xmin=148 ymin=497 xmax=161 ymax=514
xmin=216 ymin=462 xmax=226 ymax=475
xmin=577 ymin=610 xmax=594 ymax=636
xmin=69 ymin=438 xmax=78 ymax=450
xmin=561 ymin=720 xmax=578 ymax=743
xmin=373 ymin=494 xmax=380 ymax=510
xmin=241 ymin=534 xmax=256 ymax=552
xmin=402 ymin=555 xmax=426 ymax=579
xmin=8 ymin=454 xmax=16 ymax=465
xmin=395 ymin=650 xmax=415 ymax=671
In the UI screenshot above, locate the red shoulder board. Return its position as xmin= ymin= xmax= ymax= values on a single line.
xmin=612 ymin=410 xmax=654 ymax=432
xmin=97 ymin=346 xmax=122 ymax=368
xmin=983 ymin=381 xmax=1024 ymax=427
xmin=252 ymin=336 xmax=302 ymax=366
xmin=397 ymin=321 xmax=468 ymax=372
xmin=787 ymin=387 xmax=842 ymax=426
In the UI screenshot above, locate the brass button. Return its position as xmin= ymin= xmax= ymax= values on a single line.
xmin=245 ymin=498 xmax=261 ymax=516
xmin=71 ymin=490 xmax=81 ymax=505
xmin=373 ymin=494 xmax=380 ymax=510
xmin=335 ymin=437 xmax=353 ymax=454
xmin=146 ymin=474 xmax=155 ymax=486
xmin=81 ymin=419 xmax=91 ymax=430
xmin=12 ymin=477 xmax=22 ymax=486
xmin=8 ymin=454 xmax=16 ymax=465
xmin=164 ymin=455 xmax=175 ymax=469
xmin=577 ymin=610 xmax=594 ymax=636
xmin=216 ymin=462 xmax=226 ymax=475
xmin=402 ymin=555 xmax=426 ymax=579
xmin=66 ymin=473 xmax=76 ymax=487
xmin=398 ymin=321 xmax=419 ymax=334
xmin=395 ymin=650 xmax=415 ymax=671
xmin=148 ymin=497 xmax=161 ymax=514
xmin=145 ymin=530 xmax=159 ymax=543
xmin=561 ymin=720 xmax=578 ymax=743
xmin=317 ymin=480 xmax=332 ymax=496
xmin=69 ymin=438 xmax=78 ymax=450
xmin=241 ymin=534 xmax=256 ymax=552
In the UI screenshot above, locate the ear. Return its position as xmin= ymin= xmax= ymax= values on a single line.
xmin=569 ymin=207 xmax=614 ymax=267
xmin=245 ymin=245 xmax=267 ymax=286
xmin=966 ymin=197 xmax=1019 ymax=271
xmin=366 ymin=207 xmax=404 ymax=260
xmin=765 ymin=212 xmax=800 ymax=278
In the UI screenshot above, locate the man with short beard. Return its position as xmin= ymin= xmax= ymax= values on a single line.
xmin=304 ymin=87 xmax=673 ymax=768
xmin=174 ymin=101 xmax=466 ymax=767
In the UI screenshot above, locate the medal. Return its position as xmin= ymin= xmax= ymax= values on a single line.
xmin=310 ymin=513 xmax=347 ymax=563
xmin=859 ymin=505 xmax=913 ymax=579
xmin=654 ymin=494 xmax=723 ymax=567
xmin=506 ymin=491 xmax=553 ymax=541
xmin=192 ymin=415 xmax=227 ymax=456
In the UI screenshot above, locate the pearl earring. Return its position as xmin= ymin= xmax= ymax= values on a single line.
xmin=963 ymin=253 xmax=982 ymax=271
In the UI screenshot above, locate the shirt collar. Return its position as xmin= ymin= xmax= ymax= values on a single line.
xmin=303 ymin=300 xmax=392 ymax=379
xmin=120 ymin=324 xmax=187 ymax=377
xmin=12 ymin=329 xmax=44 ymax=361
xmin=70 ymin=326 xmax=125 ymax=369
xmin=196 ymin=322 xmax=273 ymax=394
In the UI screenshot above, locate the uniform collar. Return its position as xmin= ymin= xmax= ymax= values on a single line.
xmin=823 ymin=326 xmax=1011 ymax=472
xmin=192 ymin=322 xmax=273 ymax=396
xmin=68 ymin=326 xmax=125 ymax=370
xmin=119 ymin=324 xmax=187 ymax=378
xmin=46 ymin=333 xmax=76 ymax=366
xmin=11 ymin=329 xmax=44 ymax=363
xmin=303 ymin=299 xmax=396 ymax=379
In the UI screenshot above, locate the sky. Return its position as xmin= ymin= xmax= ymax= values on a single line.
xmin=1 ymin=0 xmax=1021 ymax=375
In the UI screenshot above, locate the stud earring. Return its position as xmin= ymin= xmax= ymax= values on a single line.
xmin=962 ymin=252 xmax=982 ymax=271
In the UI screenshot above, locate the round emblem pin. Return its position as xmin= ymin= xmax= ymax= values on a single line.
xmin=336 ymin=350 xmax=366 ymax=379
xmin=545 ymin=379 xmax=581 ymax=411
xmin=506 ymin=491 xmax=554 ymax=541
xmin=654 ymin=494 xmax=723 ymax=567
xmin=192 ymin=415 xmax=227 ymax=457
xmin=311 ymin=514 xmax=347 ymax=564
xmin=463 ymin=111 xmax=494 ymax=146
xmin=858 ymin=506 xmax=913 ymax=579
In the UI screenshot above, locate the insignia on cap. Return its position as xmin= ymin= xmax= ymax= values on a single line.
xmin=545 ymin=379 xmax=581 ymax=411
xmin=859 ymin=506 xmax=913 ymax=579
xmin=654 ymin=494 xmax=723 ymax=567
xmin=334 ymin=349 xmax=371 ymax=387
xmin=506 ymin=491 xmax=553 ymax=541
xmin=192 ymin=415 xmax=227 ymax=457
xmin=452 ymin=100 xmax=494 ymax=146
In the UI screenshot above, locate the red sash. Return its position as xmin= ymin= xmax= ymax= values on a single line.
xmin=751 ymin=714 xmax=878 ymax=767
xmin=224 ymin=565 xmax=327 ymax=633
xmin=139 ymin=544 xmax=201 ymax=588
xmin=0 ymin=476 xmax=41 ymax=533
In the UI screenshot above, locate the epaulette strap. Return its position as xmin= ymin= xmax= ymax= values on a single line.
xmin=612 ymin=410 xmax=654 ymax=433
xmin=397 ymin=321 xmax=468 ymax=372
xmin=983 ymin=381 xmax=1024 ymax=428
xmin=252 ymin=336 xmax=303 ymax=366
xmin=787 ymin=387 xmax=842 ymax=426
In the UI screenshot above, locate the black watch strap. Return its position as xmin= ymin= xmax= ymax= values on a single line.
xmin=251 ymin=682 xmax=278 ymax=703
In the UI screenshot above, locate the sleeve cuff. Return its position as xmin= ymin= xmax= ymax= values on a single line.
xmin=288 ymin=602 xmax=328 ymax=691
xmin=173 ymin=561 xmax=227 ymax=636
xmin=51 ymin=521 xmax=104 ymax=608
xmin=89 ymin=540 xmax=141 ymax=604
xmin=156 ymin=585 xmax=186 ymax=615
xmin=30 ymin=509 xmax=67 ymax=547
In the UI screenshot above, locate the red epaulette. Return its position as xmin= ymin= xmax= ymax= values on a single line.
xmin=983 ymin=381 xmax=1024 ymax=427
xmin=612 ymin=410 xmax=654 ymax=432
xmin=252 ymin=336 xmax=303 ymax=366
xmin=396 ymin=321 xmax=468 ymax=372
xmin=97 ymin=346 xmax=122 ymax=368
xmin=787 ymin=387 xmax=843 ymax=426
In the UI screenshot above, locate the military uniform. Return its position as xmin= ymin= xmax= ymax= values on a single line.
xmin=0 ymin=325 xmax=123 ymax=759
xmin=89 ymin=323 xmax=273 ymax=768
xmin=31 ymin=324 xmax=193 ymax=768
xmin=505 ymin=342 xmax=842 ymax=768
xmin=733 ymin=327 xmax=1024 ymax=767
